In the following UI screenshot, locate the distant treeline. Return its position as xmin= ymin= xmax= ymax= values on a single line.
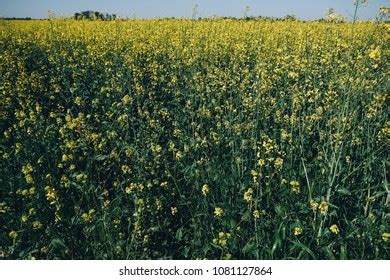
xmin=71 ymin=13 xmax=312 ymax=22
xmin=74 ymin=11 xmax=117 ymax=20
xmin=1 ymin=9 xmax=388 ymax=22
xmin=1 ymin=17 xmax=32 ymax=20
xmin=72 ymin=12 xmax=302 ymax=21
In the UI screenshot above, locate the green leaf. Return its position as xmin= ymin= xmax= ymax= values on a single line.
xmin=49 ymin=238 xmax=67 ymax=251
xmin=291 ymin=241 xmax=317 ymax=260
xmin=175 ymin=228 xmax=183 ymax=241
xmin=337 ymin=188 xmax=351 ymax=195
xmin=242 ymin=240 xmax=256 ymax=254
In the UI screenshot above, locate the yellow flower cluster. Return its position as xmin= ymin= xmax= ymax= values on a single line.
xmin=9 ymin=231 xmax=18 ymax=240
xmin=253 ymin=210 xmax=261 ymax=219
xmin=368 ymin=47 xmax=381 ymax=60
xmin=202 ymin=184 xmax=209 ymax=196
xmin=171 ymin=207 xmax=178 ymax=215
xmin=81 ymin=209 xmax=96 ymax=223
xmin=21 ymin=163 xmax=34 ymax=184
xmin=289 ymin=181 xmax=300 ymax=194
xmin=212 ymin=231 xmax=231 ymax=247
xmin=329 ymin=224 xmax=340 ymax=234
xmin=319 ymin=201 xmax=329 ymax=215
xmin=310 ymin=200 xmax=319 ymax=210
xmin=214 ymin=207 xmax=223 ymax=218
xmin=243 ymin=188 xmax=253 ymax=203
xmin=294 ymin=227 xmax=303 ymax=236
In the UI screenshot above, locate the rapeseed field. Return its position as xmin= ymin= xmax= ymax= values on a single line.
xmin=0 ymin=18 xmax=389 ymax=259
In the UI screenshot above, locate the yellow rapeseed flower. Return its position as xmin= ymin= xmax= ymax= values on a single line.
xmin=29 ymin=187 xmax=36 ymax=195
xmin=319 ymin=201 xmax=329 ymax=215
xmin=294 ymin=227 xmax=303 ymax=236
xmin=244 ymin=188 xmax=253 ymax=203
xmin=9 ymin=230 xmax=18 ymax=239
xmin=330 ymin=224 xmax=340 ymax=234
xmin=29 ymin=208 xmax=36 ymax=216
xmin=21 ymin=214 xmax=28 ymax=223
xmin=250 ymin=170 xmax=258 ymax=182
xmin=310 ymin=200 xmax=319 ymax=210
xmin=289 ymin=180 xmax=300 ymax=193
xmin=81 ymin=213 xmax=90 ymax=222
xmin=122 ymin=95 xmax=131 ymax=105
xmin=32 ymin=220 xmax=43 ymax=229
xmin=81 ymin=209 xmax=95 ymax=223
xmin=201 ymin=184 xmax=209 ymax=196
xmin=15 ymin=143 xmax=22 ymax=153
xmin=369 ymin=47 xmax=381 ymax=60
xmin=175 ymin=150 xmax=183 ymax=160
xmin=274 ymin=157 xmax=284 ymax=170
xmin=214 ymin=207 xmax=223 ymax=218
xmin=75 ymin=96 xmax=82 ymax=106
xmin=171 ymin=207 xmax=178 ymax=215
xmin=214 ymin=231 xmax=231 ymax=246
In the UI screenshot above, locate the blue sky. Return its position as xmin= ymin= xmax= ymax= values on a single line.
xmin=0 ymin=0 xmax=389 ymax=19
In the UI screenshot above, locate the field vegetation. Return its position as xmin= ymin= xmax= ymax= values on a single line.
xmin=0 ymin=13 xmax=389 ymax=259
